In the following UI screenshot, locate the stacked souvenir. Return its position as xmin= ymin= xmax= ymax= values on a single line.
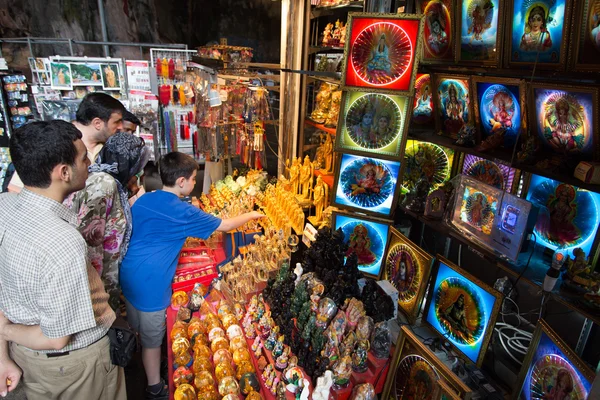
xmin=197 ymin=43 xmax=253 ymax=65
xmin=255 ymin=181 xmax=306 ymax=235
xmin=321 ymin=20 xmax=347 ymax=48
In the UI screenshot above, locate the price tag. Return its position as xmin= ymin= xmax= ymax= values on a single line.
xmin=302 ymin=222 xmax=318 ymax=248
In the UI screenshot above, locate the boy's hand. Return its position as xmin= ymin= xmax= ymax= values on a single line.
xmin=249 ymin=211 xmax=266 ymax=220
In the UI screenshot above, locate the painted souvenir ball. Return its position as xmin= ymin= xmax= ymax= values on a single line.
xmin=245 ymin=391 xmax=264 ymax=400
xmin=215 ymin=361 xmax=236 ymax=382
xmin=218 ymin=376 xmax=240 ymax=396
xmin=208 ymin=327 xmax=226 ymax=342
xmin=222 ymin=395 xmax=241 ymax=400
xmin=171 ymin=290 xmax=189 ymax=309
xmin=218 ymin=302 xmax=234 ymax=317
xmin=173 ymin=383 xmax=196 ymax=400
xmin=187 ymin=319 xmax=204 ymax=338
xmin=192 ymin=356 xmax=213 ymax=374
xmin=230 ymin=335 xmax=248 ymax=353
xmin=204 ymin=313 xmax=221 ymax=331
xmin=350 ymin=383 xmax=376 ymax=400
xmin=227 ymin=324 xmax=243 ymax=340
xmin=196 ymin=386 xmax=219 ymax=400
xmin=236 ymin=360 xmax=256 ymax=380
xmin=213 ymin=348 xmax=233 ymax=365
xmin=210 ymin=336 xmax=230 ymax=353
xmin=233 ymin=348 xmax=252 ymax=365
xmin=355 ymin=315 xmax=375 ymax=341
xmin=240 ymin=372 xmax=261 ymax=395
xmin=170 ymin=326 xmax=188 ymax=341
xmin=173 ymin=366 xmax=193 ymax=388
xmin=172 ymin=337 xmax=191 ymax=357
xmin=173 ymin=352 xmax=192 ymax=369
xmin=222 ymin=314 xmax=238 ymax=330
xmin=193 ymin=370 xmax=215 ymax=391
xmin=193 ymin=343 xmax=212 ymax=360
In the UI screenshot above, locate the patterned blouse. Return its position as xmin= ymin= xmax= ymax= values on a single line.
xmin=65 ymin=172 xmax=127 ymax=311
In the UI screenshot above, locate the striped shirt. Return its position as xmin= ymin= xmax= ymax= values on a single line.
xmin=0 ymin=189 xmax=115 ymax=352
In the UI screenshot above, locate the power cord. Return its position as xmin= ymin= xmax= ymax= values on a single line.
xmin=506 ymin=233 xmax=537 ymax=299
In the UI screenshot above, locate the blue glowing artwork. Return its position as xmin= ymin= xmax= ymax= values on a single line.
xmin=476 ymin=82 xmax=522 ymax=147
xmin=510 ymin=0 xmax=567 ymax=63
xmin=335 ymin=214 xmax=390 ymax=276
xmin=520 ymin=331 xmax=591 ymax=400
xmin=460 ymin=0 xmax=500 ymax=61
xmin=501 ymin=205 xmax=520 ymax=234
xmin=335 ymin=154 xmax=401 ymax=216
xmin=426 ymin=262 xmax=498 ymax=364
xmin=526 ymin=174 xmax=600 ymax=257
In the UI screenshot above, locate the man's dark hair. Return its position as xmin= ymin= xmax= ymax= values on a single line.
xmin=158 ymin=152 xmax=198 ymax=187
xmin=10 ymin=121 xmax=82 ymax=188
xmin=143 ymin=161 xmax=163 ymax=192
xmin=123 ymin=110 xmax=141 ymax=126
xmin=76 ymin=92 xmax=125 ymax=125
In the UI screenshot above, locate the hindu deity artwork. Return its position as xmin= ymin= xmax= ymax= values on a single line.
xmin=573 ymin=0 xmax=600 ymax=68
xmin=533 ymin=88 xmax=595 ymax=156
xmin=460 ymin=186 xmax=498 ymax=234
xmin=462 ymin=154 xmax=516 ymax=191
xmin=420 ymin=0 xmax=453 ymax=60
xmin=346 ymin=224 xmax=377 ymax=265
xmin=394 ymin=355 xmax=439 ymax=400
xmin=386 ymin=245 xmax=418 ymax=302
xmin=475 ymin=81 xmax=523 ymax=147
xmin=509 ymin=0 xmax=567 ymax=64
xmin=459 ymin=0 xmax=500 ymax=62
xmin=436 ymin=78 xmax=470 ymax=138
xmin=403 ymin=141 xmax=454 ymax=193
xmin=412 ymin=74 xmax=434 ymax=125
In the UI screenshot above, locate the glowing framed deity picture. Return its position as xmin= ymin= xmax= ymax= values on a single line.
xmin=424 ymin=256 xmax=502 ymax=367
xmin=505 ymin=0 xmax=573 ymax=69
xmin=529 ymin=84 xmax=599 ymax=160
xmin=456 ymin=0 xmax=504 ymax=66
xmin=514 ymin=320 xmax=594 ymax=400
xmin=381 ymin=326 xmax=473 ymax=400
xmin=570 ymin=0 xmax=600 ymax=71
xmin=332 ymin=153 xmax=402 ymax=217
xmin=417 ymin=0 xmax=457 ymax=63
xmin=525 ymin=174 xmax=600 ymax=261
xmin=332 ymin=211 xmax=391 ymax=278
xmin=460 ymin=154 xmax=520 ymax=193
xmin=341 ymin=13 xmax=425 ymax=95
xmin=472 ymin=77 xmax=527 ymax=149
xmin=433 ymin=74 xmax=472 ymax=139
xmin=382 ymin=228 xmax=434 ymax=324
xmin=403 ymin=140 xmax=456 ymax=194
xmin=335 ymin=91 xmax=410 ymax=159
xmin=436 ymin=380 xmax=462 ymax=400
xmin=412 ymin=74 xmax=436 ymax=127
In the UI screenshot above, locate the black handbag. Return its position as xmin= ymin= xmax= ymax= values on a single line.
xmin=108 ymin=316 xmax=139 ymax=367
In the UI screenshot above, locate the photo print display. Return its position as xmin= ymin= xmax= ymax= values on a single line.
xmin=49 ymin=62 xmax=73 ymax=90
xmin=412 ymin=74 xmax=436 ymax=127
xmin=460 ymin=153 xmax=520 ymax=193
xmin=332 ymin=211 xmax=391 ymax=277
xmin=424 ymin=256 xmax=502 ymax=367
xmin=70 ymin=63 xmax=103 ymax=86
xmin=457 ymin=0 xmax=504 ymax=65
xmin=335 ymin=91 xmax=410 ymax=159
xmin=100 ymin=63 xmax=122 ymax=90
xmin=433 ymin=75 xmax=472 ymax=139
xmin=529 ymin=84 xmax=599 ymax=160
xmin=417 ymin=0 xmax=456 ymax=62
xmin=382 ymin=326 xmax=473 ymax=400
xmin=341 ymin=13 xmax=424 ymax=95
xmin=383 ymin=228 xmax=434 ymax=324
xmin=403 ymin=140 xmax=455 ymax=194
xmin=472 ymin=77 xmax=526 ymax=149
xmin=506 ymin=0 xmax=572 ymax=69
xmin=570 ymin=0 xmax=600 ymax=71
xmin=515 ymin=320 xmax=594 ymax=400
xmin=333 ymin=153 xmax=402 ymax=217
xmin=525 ymin=174 xmax=600 ymax=259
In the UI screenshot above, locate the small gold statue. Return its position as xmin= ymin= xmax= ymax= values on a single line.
xmin=310 ymin=83 xmax=334 ymax=124
xmin=308 ymin=176 xmax=329 ymax=227
xmin=324 ymin=89 xmax=342 ymax=128
xmin=297 ymin=156 xmax=314 ymax=202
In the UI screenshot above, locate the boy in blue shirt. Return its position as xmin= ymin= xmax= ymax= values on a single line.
xmin=120 ymin=152 xmax=263 ymax=399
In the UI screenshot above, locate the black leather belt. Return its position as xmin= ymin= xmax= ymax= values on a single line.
xmin=46 ymin=351 xmax=70 ymax=358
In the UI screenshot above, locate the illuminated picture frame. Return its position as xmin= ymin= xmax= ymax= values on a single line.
xmin=514 ymin=320 xmax=594 ymax=400
xmin=423 ymin=256 xmax=502 ymax=367
xmin=456 ymin=0 xmax=505 ymax=66
xmin=436 ymin=380 xmax=463 ymax=400
xmin=331 ymin=210 xmax=392 ymax=278
xmin=459 ymin=153 xmax=521 ymax=193
xmin=335 ymin=91 xmax=411 ymax=159
xmin=341 ymin=12 xmax=425 ymax=96
xmin=412 ymin=74 xmax=436 ymax=127
xmin=433 ymin=74 xmax=472 ymax=139
xmin=528 ymin=83 xmax=599 ymax=161
xmin=381 ymin=325 xmax=473 ymax=400
xmin=505 ymin=0 xmax=573 ymax=69
xmin=416 ymin=0 xmax=457 ymax=63
xmin=570 ymin=0 xmax=600 ymax=72
xmin=472 ymin=76 xmax=527 ymax=149
xmin=403 ymin=139 xmax=456 ymax=194
xmin=332 ymin=153 xmax=402 ymax=217
xmin=382 ymin=228 xmax=434 ymax=324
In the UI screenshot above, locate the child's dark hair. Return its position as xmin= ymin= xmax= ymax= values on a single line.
xmin=158 ymin=152 xmax=198 ymax=187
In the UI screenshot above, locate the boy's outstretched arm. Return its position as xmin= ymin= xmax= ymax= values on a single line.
xmin=217 ymin=211 xmax=266 ymax=232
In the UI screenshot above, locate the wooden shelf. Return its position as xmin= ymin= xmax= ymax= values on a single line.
xmin=311 ymin=1 xmax=364 ymax=19
xmin=305 ymin=118 xmax=337 ymax=135
xmin=309 ymin=46 xmax=345 ymax=55
xmin=314 ymin=169 xmax=334 ymax=188
xmin=307 ymin=74 xmax=341 ymax=85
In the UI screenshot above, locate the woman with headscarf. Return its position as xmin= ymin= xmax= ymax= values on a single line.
xmin=66 ymin=132 xmax=150 ymax=311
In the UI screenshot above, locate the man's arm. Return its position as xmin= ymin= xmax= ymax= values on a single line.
xmin=0 ymin=335 xmax=21 ymax=397
xmin=0 ymin=312 xmax=70 ymax=351
xmin=216 ymin=211 xmax=265 ymax=232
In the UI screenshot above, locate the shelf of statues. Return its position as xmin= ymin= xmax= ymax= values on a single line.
xmin=282 ymin=155 xmax=315 ymax=208
xmin=307 ymin=174 xmax=331 ymax=228
xmin=255 ymin=181 xmax=305 ymax=235
xmin=312 ymin=133 xmax=334 ymax=177
xmin=309 ymin=81 xmax=342 ymax=128
xmin=314 ymin=0 xmax=364 ymax=10
xmin=320 ymin=20 xmax=347 ymax=49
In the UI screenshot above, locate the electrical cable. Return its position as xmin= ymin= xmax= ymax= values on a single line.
xmin=506 ymin=233 xmax=536 ymax=299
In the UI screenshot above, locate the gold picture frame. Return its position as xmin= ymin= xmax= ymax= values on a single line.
xmin=570 ymin=0 xmax=600 ymax=72
xmin=433 ymin=74 xmax=473 ymax=139
xmin=340 ymin=12 xmax=425 ymax=96
xmin=416 ymin=0 xmax=458 ymax=64
xmin=456 ymin=0 xmax=505 ymax=67
xmin=381 ymin=325 xmax=472 ymax=400
xmin=382 ymin=227 xmax=434 ymax=324
xmin=437 ymin=379 xmax=463 ymax=400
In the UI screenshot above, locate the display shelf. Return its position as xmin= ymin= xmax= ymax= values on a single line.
xmin=305 ymin=118 xmax=337 ymax=135
xmin=515 ymin=161 xmax=600 ymax=195
xmin=307 ymin=75 xmax=342 ymax=85
xmin=314 ymin=169 xmax=334 ymax=188
xmin=311 ymin=1 xmax=364 ymax=18
xmin=309 ymin=46 xmax=346 ymax=55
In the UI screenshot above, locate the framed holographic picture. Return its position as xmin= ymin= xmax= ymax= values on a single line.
xmin=424 ymin=256 xmax=502 ymax=367
xmin=417 ymin=0 xmax=457 ymax=63
xmin=570 ymin=0 xmax=600 ymax=71
xmin=472 ymin=76 xmax=527 ymax=149
xmin=382 ymin=326 xmax=473 ymax=400
xmin=412 ymin=74 xmax=436 ymax=127
xmin=335 ymin=91 xmax=411 ymax=159
xmin=525 ymin=174 xmax=600 ymax=262
xmin=436 ymin=380 xmax=462 ymax=400
xmin=433 ymin=74 xmax=472 ymax=139
xmin=332 ymin=153 xmax=402 ymax=217
xmin=332 ymin=211 xmax=392 ymax=278
xmin=515 ymin=320 xmax=594 ymax=400
xmin=456 ymin=0 xmax=504 ymax=66
xmin=403 ymin=140 xmax=456 ymax=194
xmin=528 ymin=83 xmax=599 ymax=160
xmin=382 ymin=228 xmax=434 ymax=324
xmin=505 ymin=0 xmax=573 ymax=69
xmin=460 ymin=153 xmax=520 ymax=193
xmin=341 ymin=13 xmax=425 ymax=95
